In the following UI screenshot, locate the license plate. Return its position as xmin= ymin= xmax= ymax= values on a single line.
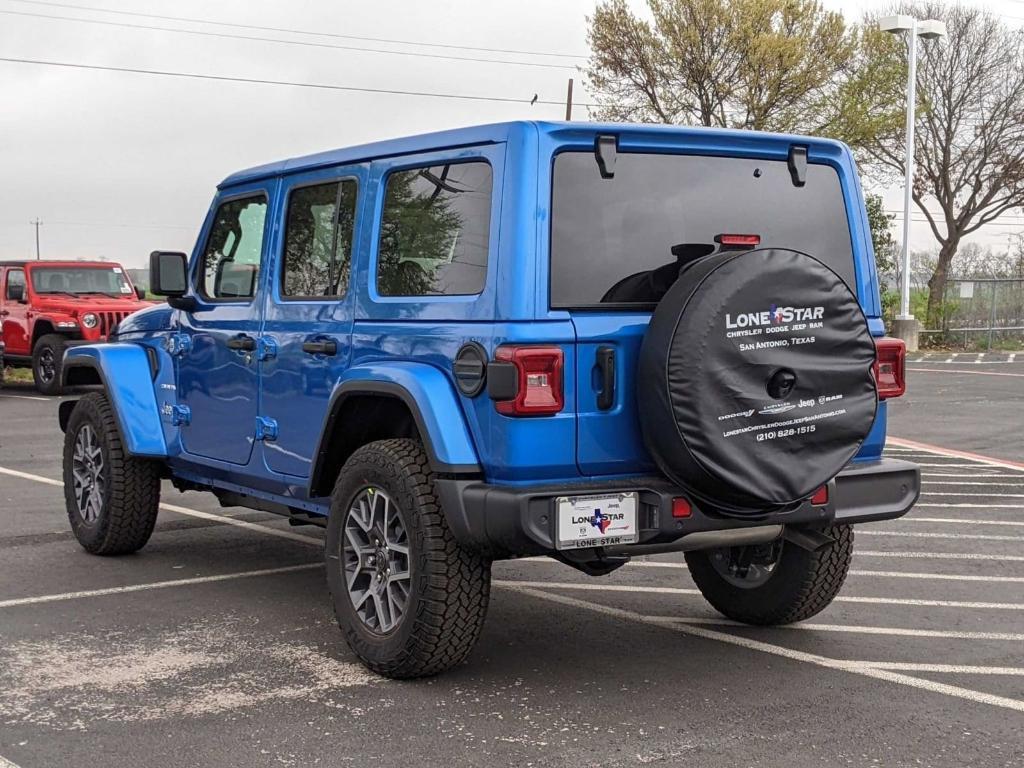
xmin=556 ymin=493 xmax=639 ymax=550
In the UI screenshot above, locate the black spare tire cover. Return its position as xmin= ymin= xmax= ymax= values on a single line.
xmin=638 ymin=248 xmax=877 ymax=514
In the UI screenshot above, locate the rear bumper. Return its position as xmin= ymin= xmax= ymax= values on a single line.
xmin=437 ymin=457 xmax=920 ymax=557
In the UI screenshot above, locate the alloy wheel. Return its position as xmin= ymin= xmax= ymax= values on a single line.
xmin=71 ymin=424 xmax=105 ymax=523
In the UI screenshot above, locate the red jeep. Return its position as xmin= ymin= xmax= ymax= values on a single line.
xmin=0 ymin=260 xmax=153 ymax=394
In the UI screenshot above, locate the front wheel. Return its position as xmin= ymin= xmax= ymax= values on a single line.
xmin=684 ymin=525 xmax=853 ymax=625
xmin=32 ymin=333 xmax=67 ymax=395
xmin=326 ymin=439 xmax=491 ymax=679
xmin=63 ymin=392 xmax=162 ymax=555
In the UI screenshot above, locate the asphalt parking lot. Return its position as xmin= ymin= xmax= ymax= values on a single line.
xmin=1 ymin=359 xmax=1022 ymax=768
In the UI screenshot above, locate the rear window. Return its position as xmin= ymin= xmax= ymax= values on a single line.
xmin=550 ymin=152 xmax=856 ymax=308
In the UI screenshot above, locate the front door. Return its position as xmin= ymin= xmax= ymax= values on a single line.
xmin=177 ymin=187 xmax=272 ymax=466
xmin=259 ymin=168 xmax=363 ymax=477
xmin=1 ymin=268 xmax=29 ymax=356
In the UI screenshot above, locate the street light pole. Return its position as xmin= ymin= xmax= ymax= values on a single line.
xmin=879 ymin=15 xmax=946 ymax=347
xmin=899 ymin=21 xmax=918 ymax=321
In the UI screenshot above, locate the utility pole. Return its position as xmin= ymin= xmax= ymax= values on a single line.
xmin=565 ymin=78 xmax=574 ymax=121
xmin=30 ymin=218 xmax=42 ymax=260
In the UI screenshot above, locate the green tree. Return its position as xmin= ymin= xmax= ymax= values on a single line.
xmin=585 ymin=0 xmax=902 ymax=140
xmin=865 ymin=193 xmax=899 ymax=276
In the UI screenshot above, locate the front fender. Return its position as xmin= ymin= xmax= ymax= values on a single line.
xmin=321 ymin=361 xmax=481 ymax=473
xmin=62 ymin=344 xmax=168 ymax=457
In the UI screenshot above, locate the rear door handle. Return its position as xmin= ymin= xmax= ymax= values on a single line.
xmin=302 ymin=339 xmax=337 ymax=356
xmin=596 ymin=346 xmax=616 ymax=410
xmin=226 ymin=335 xmax=256 ymax=351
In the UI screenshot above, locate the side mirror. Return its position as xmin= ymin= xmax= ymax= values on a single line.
xmin=7 ymin=284 xmax=24 ymax=302
xmin=134 ymin=286 xmax=146 ymax=301
xmin=149 ymin=251 xmax=188 ymax=296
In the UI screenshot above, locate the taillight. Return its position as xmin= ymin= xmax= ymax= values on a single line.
xmin=874 ymin=337 xmax=906 ymax=399
xmin=492 ymin=345 xmax=564 ymax=416
xmin=715 ymin=233 xmax=761 ymax=248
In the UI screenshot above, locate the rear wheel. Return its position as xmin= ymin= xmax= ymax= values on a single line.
xmin=32 ymin=333 xmax=67 ymax=395
xmin=63 ymin=392 xmax=161 ymax=554
xmin=684 ymin=525 xmax=853 ymax=625
xmin=326 ymin=438 xmax=491 ymax=679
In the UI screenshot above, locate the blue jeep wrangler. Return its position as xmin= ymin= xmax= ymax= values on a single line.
xmin=58 ymin=121 xmax=919 ymax=678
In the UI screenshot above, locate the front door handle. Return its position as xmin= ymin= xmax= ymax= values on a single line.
xmin=226 ymin=335 xmax=256 ymax=352
xmin=302 ymin=339 xmax=338 ymax=356
xmin=0 ymin=310 xmax=9 ymax=317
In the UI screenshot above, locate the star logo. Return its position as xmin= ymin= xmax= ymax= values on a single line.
xmin=590 ymin=509 xmax=612 ymax=534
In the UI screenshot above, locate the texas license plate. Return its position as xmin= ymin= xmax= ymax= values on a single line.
xmin=555 ymin=493 xmax=639 ymax=550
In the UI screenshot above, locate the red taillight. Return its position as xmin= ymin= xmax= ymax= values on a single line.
xmin=874 ymin=337 xmax=906 ymax=400
xmin=671 ymin=497 xmax=692 ymax=518
xmin=715 ymin=234 xmax=761 ymax=247
xmin=493 ymin=346 xmax=564 ymax=416
xmin=811 ymin=485 xmax=829 ymax=506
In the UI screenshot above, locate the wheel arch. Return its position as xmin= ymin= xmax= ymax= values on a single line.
xmin=59 ymin=344 xmax=167 ymax=457
xmin=309 ymin=363 xmax=481 ymax=498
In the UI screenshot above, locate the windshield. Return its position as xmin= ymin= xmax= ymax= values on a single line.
xmin=30 ymin=266 xmax=135 ymax=297
xmin=550 ymin=151 xmax=856 ymax=308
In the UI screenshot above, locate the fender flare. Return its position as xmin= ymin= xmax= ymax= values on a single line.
xmin=61 ymin=344 xmax=168 ymax=457
xmin=310 ymin=362 xmax=481 ymax=492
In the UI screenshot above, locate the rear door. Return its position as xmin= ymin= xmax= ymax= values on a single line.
xmin=258 ymin=166 xmax=363 ymax=478
xmin=549 ymin=149 xmax=860 ymax=476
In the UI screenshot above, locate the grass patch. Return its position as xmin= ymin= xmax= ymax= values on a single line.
xmin=2 ymin=366 xmax=33 ymax=384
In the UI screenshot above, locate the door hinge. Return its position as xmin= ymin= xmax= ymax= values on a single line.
xmin=257 ymin=336 xmax=278 ymax=362
xmin=255 ymin=416 xmax=278 ymax=441
xmin=170 ymin=404 xmax=191 ymax=426
xmin=166 ymin=333 xmax=192 ymax=357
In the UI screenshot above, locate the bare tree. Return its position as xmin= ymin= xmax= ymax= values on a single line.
xmin=862 ymin=4 xmax=1024 ymax=327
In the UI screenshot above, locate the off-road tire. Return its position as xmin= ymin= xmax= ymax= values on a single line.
xmin=326 ymin=439 xmax=491 ymax=679
xmin=32 ymin=333 xmax=67 ymax=395
xmin=685 ymin=525 xmax=854 ymax=625
xmin=63 ymin=392 xmax=161 ymax=555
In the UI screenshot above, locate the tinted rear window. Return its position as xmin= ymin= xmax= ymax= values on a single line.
xmin=550 ymin=152 xmax=856 ymax=308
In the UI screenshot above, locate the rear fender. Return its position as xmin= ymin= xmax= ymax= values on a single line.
xmin=310 ymin=362 xmax=481 ymax=491
xmin=61 ymin=344 xmax=167 ymax=457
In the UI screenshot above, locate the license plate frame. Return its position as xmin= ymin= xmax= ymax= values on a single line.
xmin=555 ymin=492 xmax=639 ymax=550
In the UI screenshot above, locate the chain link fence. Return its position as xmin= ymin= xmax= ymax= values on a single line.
xmin=920 ymin=277 xmax=1024 ymax=350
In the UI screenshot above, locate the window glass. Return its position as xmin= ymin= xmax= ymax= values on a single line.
xmin=377 ymin=161 xmax=491 ymax=296
xmin=200 ymin=195 xmax=268 ymax=300
xmin=282 ymin=180 xmax=357 ymax=298
xmin=550 ymin=152 xmax=855 ymax=307
xmin=29 ymin=266 xmax=132 ymax=296
xmin=6 ymin=269 xmax=24 ymax=300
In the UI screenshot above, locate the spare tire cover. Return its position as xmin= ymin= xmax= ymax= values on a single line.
xmin=638 ymin=248 xmax=877 ymax=514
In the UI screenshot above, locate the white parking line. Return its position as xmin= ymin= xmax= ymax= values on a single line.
xmin=907 ymin=368 xmax=1024 ymax=378
xmin=860 ymin=530 xmax=1024 ymax=542
xmin=0 ymin=563 xmax=324 ymax=609
xmin=0 ymin=466 xmax=323 ymax=546
xmin=0 ymin=393 xmax=50 ymax=402
xmin=920 ymin=481 xmax=1024 ymax=487
xmin=0 ymin=754 xmax=24 ymax=768
xmin=858 ymin=550 xmax=1024 ymax=562
xmin=907 ymin=516 xmax=1024 ymax=525
xmin=499 ymin=580 xmax=1024 ymax=611
xmin=854 ymin=662 xmax=1024 ymax=676
xmin=914 ymin=463 xmax=1015 ymax=469
xmin=914 ymin=503 xmax=1024 ymax=509
xmin=923 ymin=473 xmax=1021 ymax=478
xmin=887 ymin=437 xmax=1024 ymax=473
xmin=501 ymin=584 xmax=1024 ymax=714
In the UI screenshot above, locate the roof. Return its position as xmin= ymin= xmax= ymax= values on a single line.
xmin=219 ymin=120 xmax=851 ymax=189
xmin=0 ymin=260 xmax=123 ymax=268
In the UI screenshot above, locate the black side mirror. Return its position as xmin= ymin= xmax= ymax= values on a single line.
xmin=149 ymin=250 xmax=198 ymax=311
xmin=134 ymin=286 xmax=146 ymax=300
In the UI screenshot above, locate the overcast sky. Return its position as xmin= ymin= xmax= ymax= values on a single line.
xmin=1 ymin=0 xmax=1022 ymax=267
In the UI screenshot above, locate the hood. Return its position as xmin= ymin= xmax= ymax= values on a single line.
xmin=114 ymin=302 xmax=174 ymax=335
xmin=32 ymin=295 xmax=155 ymax=314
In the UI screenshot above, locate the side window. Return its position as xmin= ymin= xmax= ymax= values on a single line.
xmin=200 ymin=195 xmax=268 ymax=300
xmin=282 ymin=179 xmax=358 ymax=298
xmin=377 ymin=161 xmax=492 ymax=297
xmin=5 ymin=269 xmax=25 ymax=300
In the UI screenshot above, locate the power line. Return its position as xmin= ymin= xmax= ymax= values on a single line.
xmin=0 ymin=55 xmax=573 ymax=106
xmin=0 ymin=9 xmax=577 ymax=70
xmin=6 ymin=0 xmax=589 ymax=59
